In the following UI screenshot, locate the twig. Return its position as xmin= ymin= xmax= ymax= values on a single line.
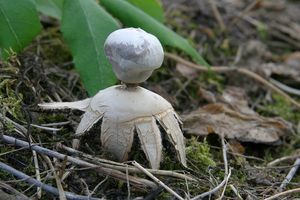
xmin=58 ymin=143 xmax=196 ymax=182
xmin=218 ymin=137 xmax=229 ymax=199
xmin=30 ymin=124 xmax=61 ymax=131
xmin=191 ymin=136 xmax=231 ymax=200
xmin=40 ymin=121 xmax=70 ymax=127
xmin=80 ymin=178 xmax=91 ymax=196
xmin=267 ymin=150 xmax=300 ymax=166
xmin=132 ymin=161 xmax=185 ymax=200
xmin=221 ymin=137 xmax=228 ymax=174
xmin=270 ymin=78 xmax=300 ymax=97
xmin=208 ymin=0 xmax=226 ymax=31
xmin=279 ymin=158 xmax=300 ymax=191
xmin=44 ymin=156 xmax=67 ymax=200
xmin=89 ymin=176 xmax=108 ymax=198
xmin=191 ymin=168 xmax=232 ymax=200
xmin=4 ymin=114 xmax=44 ymax=199
xmin=229 ymin=184 xmax=243 ymax=200
xmin=165 ymin=52 xmax=300 ymax=110
xmin=126 ymin=165 xmax=131 ymax=200
xmin=264 ymin=187 xmax=300 ymax=200
xmin=0 ymin=182 xmax=29 ymax=199
xmin=0 ymin=161 xmax=102 ymax=200
xmin=32 ymin=149 xmax=42 ymax=199
xmin=230 ymin=0 xmax=262 ymax=26
xmin=1 ymin=134 xmax=157 ymax=190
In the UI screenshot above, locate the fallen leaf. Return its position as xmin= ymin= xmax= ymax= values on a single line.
xmin=182 ymin=87 xmax=292 ymax=144
xmin=176 ymin=63 xmax=198 ymax=79
xmin=198 ymin=87 xmax=216 ymax=103
xmin=228 ymin=140 xmax=245 ymax=154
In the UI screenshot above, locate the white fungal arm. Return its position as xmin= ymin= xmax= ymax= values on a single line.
xmin=39 ymin=98 xmax=91 ymax=112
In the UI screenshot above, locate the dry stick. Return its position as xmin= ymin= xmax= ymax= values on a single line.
xmin=58 ymin=143 xmax=196 ymax=182
xmin=208 ymin=0 xmax=226 ymax=31
xmin=0 ymin=161 xmax=102 ymax=200
xmin=1 ymin=135 xmax=157 ymax=190
xmin=279 ymin=158 xmax=300 ymax=191
xmin=2 ymin=113 xmax=43 ymax=199
xmin=229 ymin=184 xmax=243 ymax=200
xmin=0 ymin=182 xmax=30 ymax=200
xmin=230 ymin=0 xmax=262 ymax=26
xmin=32 ymin=150 xmax=42 ymax=198
xmin=132 ymin=161 xmax=185 ymax=200
xmin=264 ymin=187 xmax=300 ymax=200
xmin=191 ymin=136 xmax=231 ymax=200
xmin=192 ymin=169 xmax=232 ymax=200
xmin=165 ymin=52 xmax=300 ymax=110
xmin=270 ymin=78 xmax=300 ymax=97
xmin=218 ymin=138 xmax=229 ymax=200
xmin=89 ymin=176 xmax=108 ymax=198
xmin=44 ymin=156 xmax=67 ymax=200
xmin=267 ymin=151 xmax=300 ymax=166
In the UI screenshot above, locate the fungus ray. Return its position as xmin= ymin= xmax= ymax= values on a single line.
xmin=157 ymin=111 xmax=187 ymax=167
xmin=38 ymin=98 xmax=91 ymax=112
xmin=76 ymin=110 xmax=103 ymax=136
xmin=136 ymin=117 xmax=162 ymax=169
xmin=101 ymin=118 xmax=135 ymax=161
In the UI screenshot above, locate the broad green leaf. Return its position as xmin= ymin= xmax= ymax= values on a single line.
xmin=35 ymin=0 xmax=63 ymax=20
xmin=61 ymin=0 xmax=120 ymax=96
xmin=101 ymin=0 xmax=209 ymax=66
xmin=127 ymin=0 xmax=164 ymax=23
xmin=0 ymin=0 xmax=41 ymax=59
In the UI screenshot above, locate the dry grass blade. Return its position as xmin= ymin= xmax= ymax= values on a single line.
xmin=132 ymin=161 xmax=185 ymax=200
xmin=264 ymin=188 xmax=300 ymax=200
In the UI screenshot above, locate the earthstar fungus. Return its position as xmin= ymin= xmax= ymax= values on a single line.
xmin=39 ymin=28 xmax=187 ymax=169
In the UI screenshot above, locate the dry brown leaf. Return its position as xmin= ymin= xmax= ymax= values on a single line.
xmin=182 ymin=87 xmax=292 ymax=144
xmin=228 ymin=140 xmax=245 ymax=154
xmin=176 ymin=63 xmax=198 ymax=79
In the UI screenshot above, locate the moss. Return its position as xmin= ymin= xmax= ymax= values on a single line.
xmin=186 ymin=137 xmax=216 ymax=170
xmin=256 ymin=22 xmax=268 ymax=40
xmin=160 ymin=151 xmax=182 ymax=170
xmin=158 ymin=192 xmax=172 ymax=199
xmin=264 ymin=93 xmax=300 ymax=122
xmin=0 ymin=79 xmax=23 ymax=120
xmin=198 ymin=72 xmax=225 ymax=93
xmin=36 ymin=28 xmax=72 ymax=65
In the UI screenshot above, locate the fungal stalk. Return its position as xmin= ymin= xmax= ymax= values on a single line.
xmin=39 ymin=28 xmax=187 ymax=169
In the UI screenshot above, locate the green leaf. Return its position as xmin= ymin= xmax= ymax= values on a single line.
xmin=126 ymin=0 xmax=164 ymax=23
xmin=101 ymin=0 xmax=209 ymax=66
xmin=35 ymin=0 xmax=63 ymax=20
xmin=61 ymin=0 xmax=120 ymax=96
xmin=0 ymin=0 xmax=41 ymax=59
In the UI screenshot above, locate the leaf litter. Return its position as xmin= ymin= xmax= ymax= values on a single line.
xmin=183 ymin=86 xmax=293 ymax=144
